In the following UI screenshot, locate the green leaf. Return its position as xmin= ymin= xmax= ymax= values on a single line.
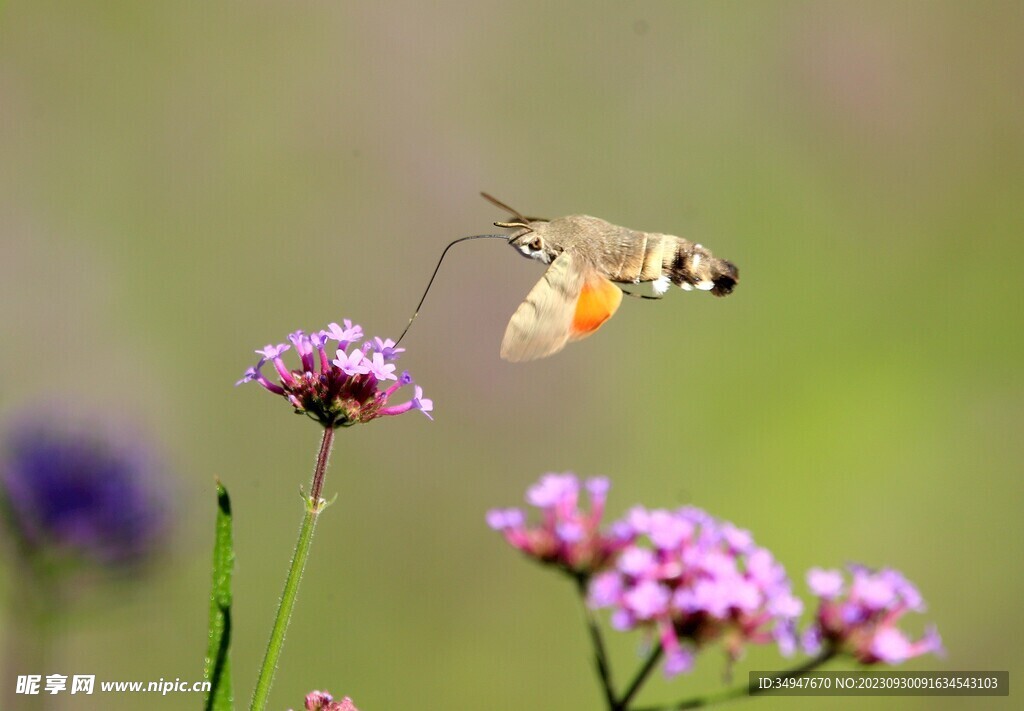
xmin=203 ymin=480 xmax=235 ymax=711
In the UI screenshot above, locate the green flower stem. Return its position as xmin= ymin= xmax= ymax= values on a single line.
xmin=3 ymin=562 xmax=57 ymax=711
xmin=574 ymin=574 xmax=617 ymax=709
xmin=632 ymin=648 xmax=838 ymax=711
xmin=616 ymin=644 xmax=663 ymax=710
xmin=250 ymin=426 xmax=335 ymax=711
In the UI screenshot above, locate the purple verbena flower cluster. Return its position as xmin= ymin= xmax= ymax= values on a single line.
xmin=589 ymin=505 xmax=803 ymax=677
xmin=489 ymin=475 xmax=944 ymax=680
xmin=486 ymin=473 xmax=632 ymax=575
xmin=804 ymin=565 xmax=944 ymax=664
xmin=237 ymin=320 xmax=431 ymax=428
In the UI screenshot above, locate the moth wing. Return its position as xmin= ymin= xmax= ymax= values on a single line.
xmin=501 ymin=253 xmax=581 ymax=362
xmin=569 ymin=271 xmax=623 ymax=343
xmin=500 ymin=253 xmax=623 ymax=362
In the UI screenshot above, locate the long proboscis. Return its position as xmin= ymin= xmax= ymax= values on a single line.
xmin=394 ymin=234 xmax=509 ymax=346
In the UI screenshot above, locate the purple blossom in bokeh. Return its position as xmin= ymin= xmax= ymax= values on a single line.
xmin=236 ymin=320 xmax=432 ymax=428
xmin=487 ymin=473 xmax=632 ymax=575
xmin=803 ymin=565 xmax=943 ymax=664
xmin=588 ymin=506 xmax=802 ymax=677
xmin=0 ymin=414 xmax=171 ymax=569
xmin=290 ymin=690 xmax=359 ymax=711
xmin=489 ymin=475 xmax=948 ymax=693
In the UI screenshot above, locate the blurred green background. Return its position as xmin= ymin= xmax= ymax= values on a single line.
xmin=1 ymin=1 xmax=1021 ymax=709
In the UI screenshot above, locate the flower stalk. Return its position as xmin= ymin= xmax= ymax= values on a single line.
xmin=575 ymin=573 xmax=616 ymax=709
xmin=250 ymin=427 xmax=334 ymax=711
xmin=631 ymin=648 xmax=837 ymax=711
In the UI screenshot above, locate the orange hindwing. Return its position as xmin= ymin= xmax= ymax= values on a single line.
xmin=571 ymin=277 xmax=622 ymax=339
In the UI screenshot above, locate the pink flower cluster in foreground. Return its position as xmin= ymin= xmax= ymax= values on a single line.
xmin=487 ymin=473 xmax=632 ymax=574
xmin=803 ymin=565 xmax=944 ymax=664
xmin=291 ymin=690 xmax=358 ymax=711
xmin=489 ymin=473 xmax=943 ymax=677
xmin=237 ymin=320 xmax=431 ymax=428
xmin=589 ymin=505 xmax=802 ymax=676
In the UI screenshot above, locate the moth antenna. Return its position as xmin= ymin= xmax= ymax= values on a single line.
xmin=480 ymin=192 xmax=529 ymax=222
xmin=394 ymin=234 xmax=509 ymax=347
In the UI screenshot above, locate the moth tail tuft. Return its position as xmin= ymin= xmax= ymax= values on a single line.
xmin=667 ymin=241 xmax=739 ymax=296
xmin=710 ymin=259 xmax=738 ymax=297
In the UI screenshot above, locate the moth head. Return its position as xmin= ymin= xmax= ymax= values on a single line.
xmin=501 ymin=221 xmax=561 ymax=265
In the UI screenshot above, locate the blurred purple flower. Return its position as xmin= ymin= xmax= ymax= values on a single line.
xmin=0 ymin=414 xmax=171 ymax=569
xmin=290 ymin=690 xmax=358 ymax=711
xmin=803 ymin=565 xmax=943 ymax=664
xmin=588 ymin=506 xmax=802 ymax=677
xmin=236 ymin=319 xmax=432 ymax=428
xmin=487 ymin=473 xmax=631 ymax=575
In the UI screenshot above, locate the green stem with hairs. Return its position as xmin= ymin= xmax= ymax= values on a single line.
xmin=250 ymin=426 xmax=334 ymax=711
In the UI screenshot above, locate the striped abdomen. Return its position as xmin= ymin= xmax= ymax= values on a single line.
xmin=606 ymin=230 xmax=738 ymax=297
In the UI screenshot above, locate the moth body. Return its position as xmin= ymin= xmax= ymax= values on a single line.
xmin=508 ymin=215 xmax=738 ymax=297
xmin=487 ymin=194 xmax=739 ymax=361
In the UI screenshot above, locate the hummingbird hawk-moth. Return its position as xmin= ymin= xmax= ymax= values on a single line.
xmin=394 ymin=194 xmax=739 ymax=362
xmin=484 ymin=193 xmax=739 ymax=362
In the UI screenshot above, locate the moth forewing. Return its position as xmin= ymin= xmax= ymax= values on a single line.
xmin=500 ymin=253 xmax=582 ymax=362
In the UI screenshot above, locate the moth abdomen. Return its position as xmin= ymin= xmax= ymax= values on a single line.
xmin=665 ymin=240 xmax=738 ymax=296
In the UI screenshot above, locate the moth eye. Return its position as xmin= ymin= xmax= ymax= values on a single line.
xmin=529 ymin=237 xmax=543 ymax=251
